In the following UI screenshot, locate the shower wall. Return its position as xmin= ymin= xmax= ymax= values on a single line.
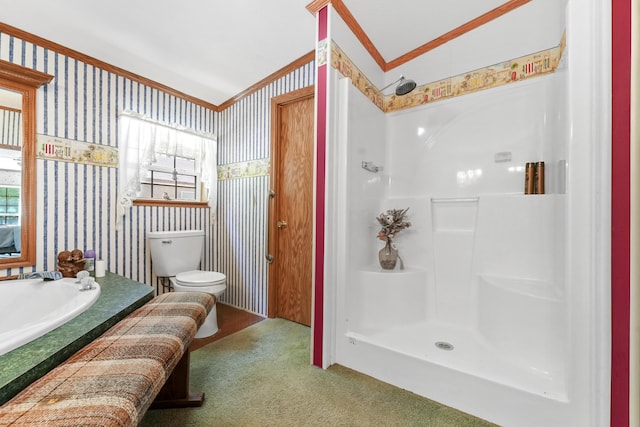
xmin=388 ymin=74 xmax=567 ymax=198
xmin=386 ymin=72 xmax=567 ymax=286
xmin=344 ymin=72 xmax=567 ymax=297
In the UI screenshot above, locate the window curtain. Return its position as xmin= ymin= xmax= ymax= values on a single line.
xmin=116 ymin=111 xmax=217 ymax=229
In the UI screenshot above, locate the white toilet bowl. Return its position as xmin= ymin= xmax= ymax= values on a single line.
xmin=170 ymin=269 xmax=227 ymax=338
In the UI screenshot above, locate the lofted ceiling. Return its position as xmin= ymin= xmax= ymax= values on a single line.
xmin=0 ymin=0 xmax=528 ymax=107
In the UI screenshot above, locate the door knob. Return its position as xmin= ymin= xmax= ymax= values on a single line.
xmin=277 ymin=220 xmax=288 ymax=229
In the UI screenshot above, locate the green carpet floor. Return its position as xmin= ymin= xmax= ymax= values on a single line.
xmin=140 ymin=319 xmax=497 ymax=427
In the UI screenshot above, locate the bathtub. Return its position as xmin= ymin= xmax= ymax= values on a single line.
xmin=0 ymin=277 xmax=101 ymax=356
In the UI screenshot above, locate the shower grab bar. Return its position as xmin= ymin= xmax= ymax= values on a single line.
xmin=265 ymin=189 xmax=275 ymax=264
xmin=431 ymin=197 xmax=479 ymax=203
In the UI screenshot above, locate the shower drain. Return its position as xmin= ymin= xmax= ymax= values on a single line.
xmin=435 ymin=341 xmax=454 ymax=351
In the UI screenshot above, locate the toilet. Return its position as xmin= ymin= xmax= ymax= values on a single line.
xmin=147 ymin=229 xmax=226 ymax=338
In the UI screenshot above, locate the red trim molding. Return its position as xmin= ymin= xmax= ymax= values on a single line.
xmin=611 ymin=0 xmax=631 ymax=425
xmin=312 ymin=6 xmax=328 ymax=368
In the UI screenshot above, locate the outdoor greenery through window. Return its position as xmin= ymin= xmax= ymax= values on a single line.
xmin=117 ymin=111 xmax=217 ymax=228
xmin=140 ymin=153 xmax=199 ymax=201
xmin=0 ymin=186 xmax=20 ymax=225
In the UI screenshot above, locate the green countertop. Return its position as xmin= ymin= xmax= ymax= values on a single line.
xmin=0 ymin=272 xmax=153 ymax=405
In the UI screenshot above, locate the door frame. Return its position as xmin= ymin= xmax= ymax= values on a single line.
xmin=267 ymin=85 xmax=315 ymax=318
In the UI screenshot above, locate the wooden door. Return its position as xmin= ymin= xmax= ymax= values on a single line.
xmin=268 ymin=86 xmax=314 ymax=326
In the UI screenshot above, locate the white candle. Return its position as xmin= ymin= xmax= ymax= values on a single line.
xmin=95 ymin=260 xmax=106 ymax=277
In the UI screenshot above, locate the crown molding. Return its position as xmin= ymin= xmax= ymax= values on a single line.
xmin=217 ymin=50 xmax=315 ymax=112
xmin=0 ymin=59 xmax=53 ymax=88
xmin=0 ymin=22 xmax=218 ymax=112
xmin=305 ymin=0 xmax=532 ymax=72
xmin=306 ymin=0 xmax=330 ymax=15
xmin=386 ymin=0 xmax=532 ymax=71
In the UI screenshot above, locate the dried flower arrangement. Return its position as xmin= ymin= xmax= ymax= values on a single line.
xmin=376 ymin=208 xmax=411 ymax=242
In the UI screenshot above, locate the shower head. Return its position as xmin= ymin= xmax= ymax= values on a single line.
xmin=395 ymin=77 xmax=417 ymax=95
xmin=381 ymin=75 xmax=417 ymax=96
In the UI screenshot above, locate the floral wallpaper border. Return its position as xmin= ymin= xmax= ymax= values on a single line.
xmin=331 ymin=32 xmax=566 ymax=113
xmin=217 ymin=158 xmax=270 ymax=181
xmin=36 ymin=134 xmax=119 ymax=167
xmin=37 ymin=133 xmax=272 ymax=180
xmin=151 ymin=37 xmax=566 ymax=182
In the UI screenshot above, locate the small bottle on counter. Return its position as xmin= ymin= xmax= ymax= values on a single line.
xmin=84 ymin=249 xmax=95 ymax=275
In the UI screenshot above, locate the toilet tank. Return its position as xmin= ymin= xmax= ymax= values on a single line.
xmin=147 ymin=230 xmax=204 ymax=277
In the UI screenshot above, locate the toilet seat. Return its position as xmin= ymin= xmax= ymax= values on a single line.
xmin=171 ymin=270 xmax=226 ymax=297
xmin=175 ymin=270 xmax=226 ymax=287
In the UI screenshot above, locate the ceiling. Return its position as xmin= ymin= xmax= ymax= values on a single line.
xmin=0 ymin=0 xmax=522 ymax=107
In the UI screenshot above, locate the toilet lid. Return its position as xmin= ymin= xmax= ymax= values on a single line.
xmin=175 ymin=270 xmax=226 ymax=286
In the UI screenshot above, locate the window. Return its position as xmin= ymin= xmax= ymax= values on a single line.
xmin=0 ymin=186 xmax=20 ymax=225
xmin=116 ymin=111 xmax=217 ymax=227
xmin=140 ymin=153 xmax=199 ymax=201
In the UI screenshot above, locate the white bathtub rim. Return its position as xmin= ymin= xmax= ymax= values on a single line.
xmin=0 ymin=278 xmax=101 ymax=356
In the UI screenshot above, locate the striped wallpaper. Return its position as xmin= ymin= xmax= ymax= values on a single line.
xmin=0 ymin=32 xmax=215 ymax=296
xmin=0 ymin=29 xmax=314 ymax=317
xmin=0 ymin=109 xmax=21 ymax=147
xmin=215 ymin=63 xmax=315 ymax=315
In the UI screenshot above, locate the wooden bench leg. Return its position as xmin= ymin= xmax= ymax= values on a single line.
xmin=150 ymin=348 xmax=205 ymax=409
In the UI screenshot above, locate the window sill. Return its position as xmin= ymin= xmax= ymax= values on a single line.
xmin=133 ymin=199 xmax=209 ymax=208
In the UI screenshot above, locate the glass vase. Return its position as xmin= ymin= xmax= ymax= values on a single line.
xmin=378 ymin=239 xmax=398 ymax=270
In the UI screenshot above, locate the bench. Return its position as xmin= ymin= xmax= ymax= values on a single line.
xmin=0 ymin=291 xmax=215 ymax=426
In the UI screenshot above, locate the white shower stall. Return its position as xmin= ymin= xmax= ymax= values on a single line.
xmin=326 ymin=52 xmax=607 ymax=424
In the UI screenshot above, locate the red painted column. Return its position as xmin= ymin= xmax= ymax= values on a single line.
xmin=313 ymin=6 xmax=328 ymax=368
xmin=611 ymin=0 xmax=631 ymax=425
